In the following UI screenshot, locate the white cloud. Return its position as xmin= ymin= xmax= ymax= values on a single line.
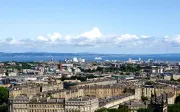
xmin=174 ymin=35 xmax=180 ymax=43
xmin=1 ymin=27 xmax=180 ymax=52
xmin=164 ymin=35 xmax=169 ymax=39
xmin=163 ymin=35 xmax=180 ymax=43
xmin=37 ymin=36 xmax=48 ymax=41
xmin=1 ymin=38 xmax=24 ymax=45
xmin=77 ymin=27 xmax=102 ymax=39
xmin=8 ymin=39 xmax=22 ymax=45
xmin=48 ymin=32 xmax=62 ymax=42
xmin=116 ymin=34 xmax=138 ymax=43
xmin=141 ymin=35 xmax=150 ymax=38
xmin=37 ymin=32 xmax=62 ymax=42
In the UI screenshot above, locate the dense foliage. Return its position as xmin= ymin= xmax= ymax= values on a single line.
xmin=136 ymin=104 xmax=180 ymax=112
xmin=0 ymin=104 xmax=8 ymax=112
xmin=96 ymin=104 xmax=180 ymax=112
xmin=95 ymin=108 xmax=130 ymax=112
xmin=81 ymin=64 xmax=141 ymax=73
xmin=137 ymin=108 xmax=150 ymax=112
xmin=175 ymin=95 xmax=180 ymax=104
xmin=0 ymin=87 xmax=8 ymax=104
xmin=141 ymin=96 xmax=148 ymax=102
xmin=0 ymin=87 xmax=9 ymax=112
xmin=4 ymin=62 xmax=32 ymax=71
xmin=145 ymin=81 xmax=154 ymax=85
xmin=168 ymin=104 xmax=180 ymax=112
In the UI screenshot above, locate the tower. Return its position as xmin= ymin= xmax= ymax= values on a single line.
xmin=129 ymin=58 xmax=132 ymax=63
xmin=135 ymin=87 xmax=141 ymax=100
xmin=59 ymin=63 xmax=62 ymax=72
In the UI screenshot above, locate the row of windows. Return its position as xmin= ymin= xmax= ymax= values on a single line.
xmin=13 ymin=104 xmax=27 ymax=108
xmin=14 ymin=109 xmax=65 ymax=112
xmin=29 ymin=105 xmax=64 ymax=108
xmin=29 ymin=109 xmax=64 ymax=112
xmin=85 ymin=91 xmax=122 ymax=93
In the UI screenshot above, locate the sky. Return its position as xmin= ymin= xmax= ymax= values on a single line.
xmin=0 ymin=0 xmax=180 ymax=54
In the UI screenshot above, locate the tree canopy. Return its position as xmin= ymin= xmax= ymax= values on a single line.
xmin=0 ymin=87 xmax=9 ymax=112
xmin=168 ymin=104 xmax=180 ymax=112
xmin=0 ymin=87 xmax=8 ymax=104
xmin=95 ymin=107 xmax=130 ymax=112
xmin=0 ymin=104 xmax=8 ymax=112
xmin=141 ymin=96 xmax=148 ymax=102
xmin=175 ymin=95 xmax=180 ymax=104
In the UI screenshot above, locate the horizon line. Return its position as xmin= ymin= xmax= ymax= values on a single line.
xmin=0 ymin=52 xmax=180 ymax=55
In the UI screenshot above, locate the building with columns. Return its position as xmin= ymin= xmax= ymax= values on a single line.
xmin=65 ymin=96 xmax=99 ymax=112
xmin=9 ymin=95 xmax=65 ymax=112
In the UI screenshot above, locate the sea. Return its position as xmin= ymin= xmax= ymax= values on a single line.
xmin=0 ymin=53 xmax=180 ymax=62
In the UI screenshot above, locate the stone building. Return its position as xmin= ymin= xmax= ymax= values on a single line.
xmin=80 ymin=84 xmax=124 ymax=98
xmin=123 ymin=100 xmax=148 ymax=112
xmin=142 ymin=85 xmax=175 ymax=99
xmin=9 ymin=81 xmax=64 ymax=99
xmin=149 ymin=93 xmax=168 ymax=112
xmin=28 ymin=97 xmax=65 ymax=112
xmin=45 ymin=88 xmax=84 ymax=99
xmin=172 ymin=74 xmax=180 ymax=80
xmin=175 ymin=87 xmax=180 ymax=95
xmin=73 ymin=78 xmax=117 ymax=87
xmin=9 ymin=86 xmax=41 ymax=99
xmin=9 ymin=95 xmax=29 ymax=112
xmin=10 ymin=95 xmax=99 ymax=112
xmin=9 ymin=95 xmax=65 ymax=112
xmin=65 ymin=96 xmax=99 ymax=112
xmin=167 ymin=93 xmax=176 ymax=104
xmin=40 ymin=81 xmax=64 ymax=92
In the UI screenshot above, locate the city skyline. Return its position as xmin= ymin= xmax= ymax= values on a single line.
xmin=1 ymin=0 xmax=180 ymax=53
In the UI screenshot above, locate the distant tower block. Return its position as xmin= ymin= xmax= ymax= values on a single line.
xmin=59 ymin=63 xmax=62 ymax=72
xmin=129 ymin=58 xmax=132 ymax=63
xmin=51 ymin=58 xmax=54 ymax=62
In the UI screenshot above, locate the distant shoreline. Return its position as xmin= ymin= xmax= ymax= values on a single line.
xmin=0 ymin=53 xmax=180 ymax=62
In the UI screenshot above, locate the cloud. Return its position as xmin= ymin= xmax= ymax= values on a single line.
xmin=49 ymin=32 xmax=62 ymax=42
xmin=37 ymin=32 xmax=62 ymax=42
xmin=1 ymin=38 xmax=24 ymax=45
xmin=141 ymin=35 xmax=150 ymax=38
xmin=37 ymin=36 xmax=48 ymax=41
xmin=1 ymin=27 xmax=180 ymax=53
xmin=174 ymin=35 xmax=180 ymax=43
xmin=77 ymin=27 xmax=102 ymax=39
xmin=162 ymin=35 xmax=180 ymax=47
xmin=116 ymin=34 xmax=138 ymax=43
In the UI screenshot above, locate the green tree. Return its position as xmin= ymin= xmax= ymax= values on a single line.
xmin=0 ymin=87 xmax=8 ymax=112
xmin=0 ymin=104 xmax=8 ymax=112
xmin=175 ymin=95 xmax=180 ymax=104
xmin=96 ymin=67 xmax=103 ymax=72
xmin=177 ymin=78 xmax=180 ymax=82
xmin=0 ymin=87 xmax=8 ymax=104
xmin=168 ymin=104 xmax=180 ymax=112
xmin=5 ymin=71 xmax=8 ymax=76
xmin=95 ymin=107 xmax=130 ymax=112
xmin=145 ymin=81 xmax=153 ymax=85
xmin=118 ymin=105 xmax=129 ymax=112
xmin=137 ymin=108 xmax=150 ymax=112
xmin=95 ymin=108 xmax=108 ymax=112
xmin=141 ymin=96 xmax=148 ymax=102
